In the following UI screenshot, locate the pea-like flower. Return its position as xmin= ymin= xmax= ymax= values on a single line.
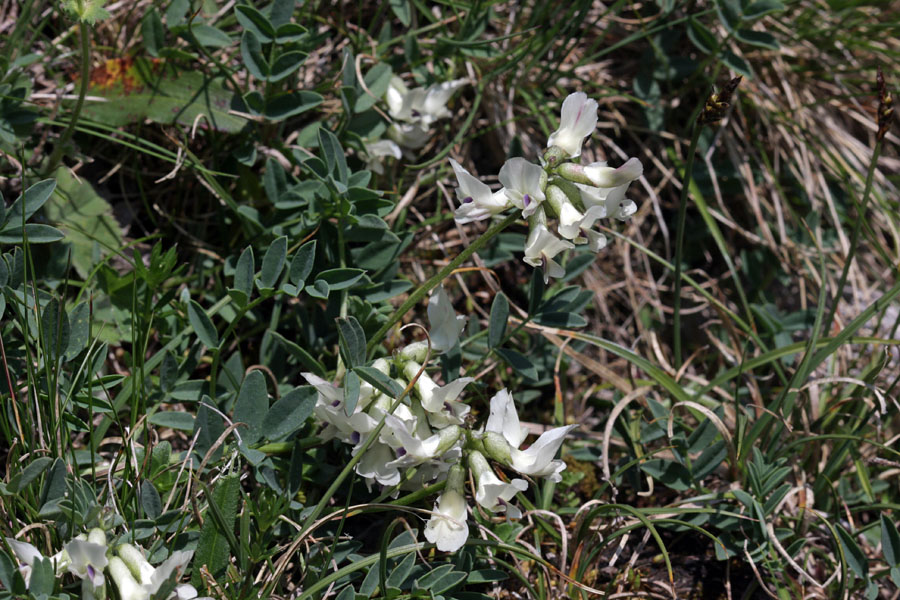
xmin=450 ymin=159 xmax=513 ymax=224
xmin=523 ymin=224 xmax=575 ymax=283
xmin=424 ymin=465 xmax=469 ymax=552
xmin=469 ymin=451 xmax=527 ymax=518
xmin=484 ymin=389 xmax=577 ymax=482
xmin=547 ymin=92 xmax=598 ymax=159
xmin=5 ymin=538 xmax=68 ymax=588
xmin=498 ymin=158 xmax=545 ymax=218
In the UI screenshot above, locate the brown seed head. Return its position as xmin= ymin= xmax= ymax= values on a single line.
xmin=697 ymin=76 xmax=743 ymax=126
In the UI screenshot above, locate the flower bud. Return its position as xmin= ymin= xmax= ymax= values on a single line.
xmin=483 ymin=431 xmax=513 ymax=465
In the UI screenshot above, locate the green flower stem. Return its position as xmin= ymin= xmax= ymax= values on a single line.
xmin=365 ymin=211 xmax=519 ymax=356
xmin=44 ymin=22 xmax=92 ymax=175
xmin=822 ymin=140 xmax=883 ymax=333
xmin=672 ymin=125 xmax=702 ymax=369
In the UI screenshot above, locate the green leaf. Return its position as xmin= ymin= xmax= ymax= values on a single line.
xmin=318 ymin=127 xmax=349 ymax=185
xmin=192 ymin=473 xmax=240 ymax=586
xmin=721 ymin=49 xmax=752 ymax=77
xmin=389 ymin=0 xmax=411 ymax=26
xmin=141 ymin=480 xmax=162 ymax=519
xmin=190 ymin=24 xmax=232 ymax=48
xmin=0 ymin=550 xmax=16 ymax=593
xmin=289 ymin=240 xmax=316 ymax=286
xmin=233 ymin=245 xmax=254 ymax=301
xmin=735 ymin=29 xmax=779 ymax=49
xmin=343 ymin=370 xmax=361 ymax=416
xmin=261 ymin=386 xmax=317 ymax=440
xmin=687 ymin=17 xmax=718 ymax=54
xmin=149 ymin=411 xmax=195 ymax=431
xmin=66 ymin=301 xmax=89 ymax=360
xmin=28 ymin=557 xmax=54 ymax=596
xmin=836 ymin=524 xmax=868 ymax=578
xmin=742 ymin=0 xmax=785 ymax=18
xmin=534 ymin=311 xmax=588 ymax=329
xmin=316 ymin=268 xmax=365 ymax=290
xmin=263 ymin=91 xmax=324 ymax=120
xmin=235 ymin=4 xmax=275 ymax=42
xmin=0 ymin=224 xmax=64 ymax=244
xmin=354 ymin=63 xmax=393 ymax=113
xmin=415 ymin=564 xmax=466 ymax=594
xmin=7 ymin=457 xmax=52 ymax=493
xmin=275 ymin=22 xmax=306 ymax=43
xmin=466 ymin=569 xmax=508 ymax=584
xmin=187 ymin=300 xmax=219 ymax=349
xmin=39 ymin=458 xmax=67 ymax=509
xmin=528 ymin=268 xmax=545 ymax=314
xmin=241 ymin=30 xmax=269 ymax=79
xmin=267 ymin=330 xmax=327 ymax=376
xmin=882 ymin=515 xmax=900 ymax=567
xmin=258 ymin=236 xmax=287 ymax=289
xmin=269 ymin=51 xmax=307 ymax=82
xmin=387 ymin=552 xmax=415 ymax=588
xmin=337 ymin=316 xmax=366 ymax=368
xmin=307 ymin=279 xmax=329 ymax=299
xmin=233 ymin=370 xmax=268 ymax=445
xmin=82 ymin=58 xmax=245 ymax=132
xmin=141 ymin=8 xmax=165 ymax=56
xmin=40 ymin=297 xmax=70 ymax=361
xmin=269 ymin=0 xmax=294 ymax=26
xmin=494 ymin=348 xmax=538 ymax=381
xmin=488 ymin=293 xmax=508 ymax=348
xmin=354 ymin=366 xmax=403 ymax=398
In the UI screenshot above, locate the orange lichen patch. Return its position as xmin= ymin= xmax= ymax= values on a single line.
xmin=87 ymin=57 xmax=162 ymax=94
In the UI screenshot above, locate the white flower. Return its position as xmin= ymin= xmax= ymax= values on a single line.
xmin=547 ymin=92 xmax=598 ymax=159
xmin=509 ymin=425 xmax=577 ymax=482
xmin=450 ymin=159 xmax=512 ymax=224
xmin=354 ymin=440 xmax=402 ymax=488
xmin=482 ymin=392 xmax=577 ymax=482
xmin=65 ymin=531 xmax=108 ymax=598
xmin=469 ymin=451 xmax=527 ymax=518
xmin=383 ymin=414 xmax=460 ymax=466
xmin=498 ymin=158 xmax=545 ymax=218
xmin=427 ymin=285 xmax=467 ymax=352
xmin=363 ymin=139 xmax=402 ymax=174
xmin=523 ymin=224 xmax=574 ymax=283
xmin=113 ymin=545 xmax=198 ymax=600
xmin=5 ymin=538 xmax=68 ymax=588
xmin=485 ymin=389 xmax=528 ymax=448
xmin=424 ymin=466 xmax=469 ymax=552
xmin=109 ymin=556 xmax=147 ymax=600
xmin=386 ymin=77 xmax=467 ymax=127
xmin=575 ymin=180 xmax=638 ymax=222
xmin=404 ymin=362 xmax=473 ymax=415
xmin=583 ymin=157 xmax=642 ymax=188
xmin=387 ymin=122 xmax=430 ymax=150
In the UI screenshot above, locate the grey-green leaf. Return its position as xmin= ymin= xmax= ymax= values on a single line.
xmin=141 ymin=480 xmax=162 ymax=519
xmin=836 ymin=524 xmax=868 ymax=578
xmin=488 ymin=293 xmax=509 ymax=349
xmin=343 ymin=370 xmax=361 ymax=416
xmin=354 ymin=366 xmax=403 ymax=398
xmin=289 ymin=240 xmax=316 ymax=286
xmin=337 ymin=316 xmax=366 ymax=368
xmin=233 ymin=246 xmax=254 ymax=301
xmin=261 ymin=386 xmax=317 ymax=440
xmin=187 ymin=300 xmax=219 ymax=349
xmin=258 ymin=236 xmax=287 ymax=289
xmin=883 ymin=515 xmax=900 ymax=567
xmin=494 ymin=348 xmax=538 ymax=381
xmin=240 ymin=30 xmax=269 ymax=79
xmin=233 ymin=370 xmax=268 ymax=445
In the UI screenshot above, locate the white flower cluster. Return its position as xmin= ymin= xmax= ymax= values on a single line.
xmin=364 ymin=76 xmax=468 ymax=173
xmin=6 ymin=529 xmax=207 ymax=600
xmin=307 ymin=286 xmax=576 ymax=552
xmin=450 ymin=92 xmax=643 ymax=283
